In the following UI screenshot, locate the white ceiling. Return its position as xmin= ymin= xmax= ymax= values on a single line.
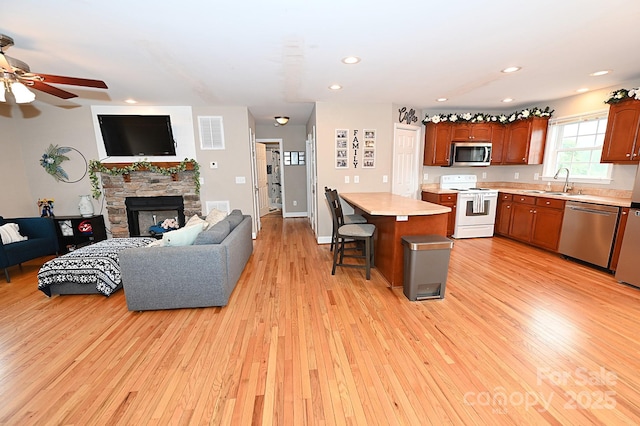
xmin=3 ymin=1 xmax=640 ymax=125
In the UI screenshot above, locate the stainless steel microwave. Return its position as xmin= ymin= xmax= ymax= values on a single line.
xmin=450 ymin=142 xmax=492 ymax=166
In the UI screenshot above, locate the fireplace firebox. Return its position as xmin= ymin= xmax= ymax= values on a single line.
xmin=125 ymin=196 xmax=185 ymax=237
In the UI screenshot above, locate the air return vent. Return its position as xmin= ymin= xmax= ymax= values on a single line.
xmin=198 ymin=116 xmax=225 ymax=150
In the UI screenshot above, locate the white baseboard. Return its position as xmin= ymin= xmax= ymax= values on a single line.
xmin=317 ymin=235 xmax=332 ymax=245
xmin=283 ymin=211 xmax=308 ymax=218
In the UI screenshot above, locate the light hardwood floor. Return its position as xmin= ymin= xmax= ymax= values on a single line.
xmin=1 ymin=214 xmax=640 ymax=425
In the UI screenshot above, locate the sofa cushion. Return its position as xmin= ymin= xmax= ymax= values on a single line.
xmin=0 ymin=216 xmax=5 ymax=226
xmin=226 ymin=212 xmax=244 ymax=230
xmin=194 ymin=219 xmax=231 ymax=245
xmin=0 ymin=223 xmax=28 ymax=245
xmin=205 ymin=209 xmax=228 ymax=227
xmin=162 ymin=222 xmax=204 ymax=247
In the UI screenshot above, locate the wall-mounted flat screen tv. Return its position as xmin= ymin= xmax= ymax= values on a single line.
xmin=98 ymin=114 xmax=177 ymax=157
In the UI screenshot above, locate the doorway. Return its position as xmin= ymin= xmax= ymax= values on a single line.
xmin=256 ymin=139 xmax=284 ymax=217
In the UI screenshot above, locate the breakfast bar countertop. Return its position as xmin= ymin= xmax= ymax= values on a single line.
xmin=340 ymin=192 xmax=451 ymax=216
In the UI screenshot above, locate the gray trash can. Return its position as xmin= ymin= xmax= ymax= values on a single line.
xmin=401 ymin=235 xmax=454 ymax=301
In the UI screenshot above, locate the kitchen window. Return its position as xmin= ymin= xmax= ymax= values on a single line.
xmin=543 ymin=111 xmax=612 ymax=182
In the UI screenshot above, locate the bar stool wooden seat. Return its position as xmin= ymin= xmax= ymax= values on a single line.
xmin=325 ymin=188 xmax=375 ymax=280
xmin=324 ymin=187 xmax=367 ymax=251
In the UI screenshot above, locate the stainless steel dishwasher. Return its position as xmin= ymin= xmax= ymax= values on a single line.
xmin=558 ymin=201 xmax=620 ymax=269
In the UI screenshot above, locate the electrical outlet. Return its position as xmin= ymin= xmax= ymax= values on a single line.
xmin=534 ymin=172 xmax=539 ymax=180
xmin=354 ymin=176 xmax=359 ymax=183
xmin=481 ymin=172 xmax=487 ymax=179
xmin=293 ymin=200 xmax=297 ymax=206
xmin=235 ymin=176 xmax=246 ymax=184
xmin=423 ymin=173 xmax=429 ymax=181
xmin=209 ymin=161 xmax=218 ymax=169
xmin=383 ymin=175 xmax=388 ymax=183
xmin=345 ymin=176 xmax=350 ymax=184
xmin=514 ymin=172 xmax=519 ymax=180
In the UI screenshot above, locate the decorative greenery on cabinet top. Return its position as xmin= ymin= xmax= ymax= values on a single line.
xmin=605 ymin=87 xmax=640 ymax=104
xmin=422 ymin=107 xmax=554 ymax=125
xmin=88 ymin=159 xmax=200 ymax=199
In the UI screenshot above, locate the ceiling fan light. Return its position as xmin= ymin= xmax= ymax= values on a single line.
xmin=275 ymin=116 xmax=289 ymax=125
xmin=11 ymin=81 xmax=35 ymax=103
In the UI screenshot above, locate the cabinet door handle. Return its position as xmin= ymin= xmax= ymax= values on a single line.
xmin=506 ymin=205 xmax=510 ymax=209
xmin=626 ymin=153 xmax=631 ymax=157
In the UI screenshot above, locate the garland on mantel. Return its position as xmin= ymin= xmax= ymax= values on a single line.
xmin=422 ymin=106 xmax=554 ymax=125
xmin=88 ymin=158 xmax=200 ymax=199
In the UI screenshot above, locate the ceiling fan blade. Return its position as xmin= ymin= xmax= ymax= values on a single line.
xmin=35 ymin=73 xmax=108 ymax=89
xmin=26 ymin=79 xmax=78 ymax=99
xmin=0 ymin=52 xmax=13 ymax=73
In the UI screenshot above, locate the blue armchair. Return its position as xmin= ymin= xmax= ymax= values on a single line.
xmin=0 ymin=216 xmax=58 ymax=282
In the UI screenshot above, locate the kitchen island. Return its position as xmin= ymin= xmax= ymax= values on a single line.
xmin=340 ymin=192 xmax=450 ymax=287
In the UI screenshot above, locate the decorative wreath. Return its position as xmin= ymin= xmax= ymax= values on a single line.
xmin=39 ymin=144 xmax=88 ymax=183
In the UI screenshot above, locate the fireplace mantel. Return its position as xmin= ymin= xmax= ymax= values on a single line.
xmin=98 ymin=162 xmax=196 ymax=171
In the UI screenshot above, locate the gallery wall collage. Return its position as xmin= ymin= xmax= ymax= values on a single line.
xmin=335 ymin=129 xmax=376 ymax=169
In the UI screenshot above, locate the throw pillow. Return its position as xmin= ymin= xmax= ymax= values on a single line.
xmin=162 ymin=222 xmax=204 ymax=247
xmin=194 ymin=219 xmax=231 ymax=245
xmin=205 ymin=209 xmax=228 ymax=227
xmin=146 ymin=238 xmax=165 ymax=247
xmin=0 ymin=223 xmax=28 ymax=245
xmin=185 ymin=214 xmax=209 ymax=230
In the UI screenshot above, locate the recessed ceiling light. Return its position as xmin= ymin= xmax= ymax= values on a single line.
xmin=329 ymin=84 xmax=342 ymax=90
xmin=342 ymin=56 xmax=360 ymax=64
xmin=501 ymin=98 xmax=514 ymax=103
xmin=590 ymin=70 xmax=611 ymax=77
xmin=436 ymin=97 xmax=448 ymax=102
xmin=501 ymin=66 xmax=521 ymax=73
xmin=576 ymin=88 xmax=589 ymax=93
xmin=125 ymin=99 xmax=137 ymax=104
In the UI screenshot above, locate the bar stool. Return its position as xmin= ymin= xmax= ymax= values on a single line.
xmin=325 ymin=188 xmax=375 ymax=280
xmin=324 ymin=187 xmax=367 ymax=251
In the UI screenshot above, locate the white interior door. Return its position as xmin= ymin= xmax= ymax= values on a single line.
xmin=306 ymin=127 xmax=319 ymax=235
xmin=392 ymin=124 xmax=422 ymax=198
xmin=256 ymin=142 xmax=269 ymax=217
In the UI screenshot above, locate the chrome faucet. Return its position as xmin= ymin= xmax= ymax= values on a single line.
xmin=553 ymin=167 xmax=572 ymax=192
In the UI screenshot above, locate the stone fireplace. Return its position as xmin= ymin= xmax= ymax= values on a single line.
xmin=99 ymin=164 xmax=201 ymax=238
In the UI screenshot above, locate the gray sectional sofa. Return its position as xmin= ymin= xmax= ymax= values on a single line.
xmin=119 ymin=211 xmax=253 ymax=311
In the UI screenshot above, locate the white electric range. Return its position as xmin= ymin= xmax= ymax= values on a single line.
xmin=439 ymin=175 xmax=498 ymax=238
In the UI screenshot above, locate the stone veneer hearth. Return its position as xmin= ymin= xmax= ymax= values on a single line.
xmin=100 ymin=169 xmax=201 ymax=238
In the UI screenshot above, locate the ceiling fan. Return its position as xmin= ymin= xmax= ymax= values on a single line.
xmin=0 ymin=34 xmax=108 ymax=102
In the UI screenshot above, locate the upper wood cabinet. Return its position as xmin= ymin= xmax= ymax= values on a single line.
xmin=424 ymin=122 xmax=453 ymax=166
xmin=489 ymin=123 xmax=506 ymax=164
xmin=424 ymin=118 xmax=548 ymax=166
xmin=502 ymin=116 xmax=549 ymax=165
xmin=601 ymin=99 xmax=640 ymax=163
xmin=451 ymin=123 xmax=492 ymax=141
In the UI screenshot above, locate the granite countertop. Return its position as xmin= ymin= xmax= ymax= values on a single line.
xmin=494 ymin=188 xmax=631 ymax=208
xmin=421 ymin=186 xmax=631 ymax=208
xmin=340 ymin=192 xmax=451 ymax=216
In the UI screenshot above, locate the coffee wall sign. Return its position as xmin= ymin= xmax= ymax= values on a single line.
xmin=398 ymin=107 xmax=418 ymax=125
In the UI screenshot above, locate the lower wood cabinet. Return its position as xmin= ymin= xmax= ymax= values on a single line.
xmin=610 ymin=207 xmax=630 ymax=271
xmin=495 ymin=193 xmax=565 ymax=251
xmin=422 ymin=191 xmax=457 ymax=236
